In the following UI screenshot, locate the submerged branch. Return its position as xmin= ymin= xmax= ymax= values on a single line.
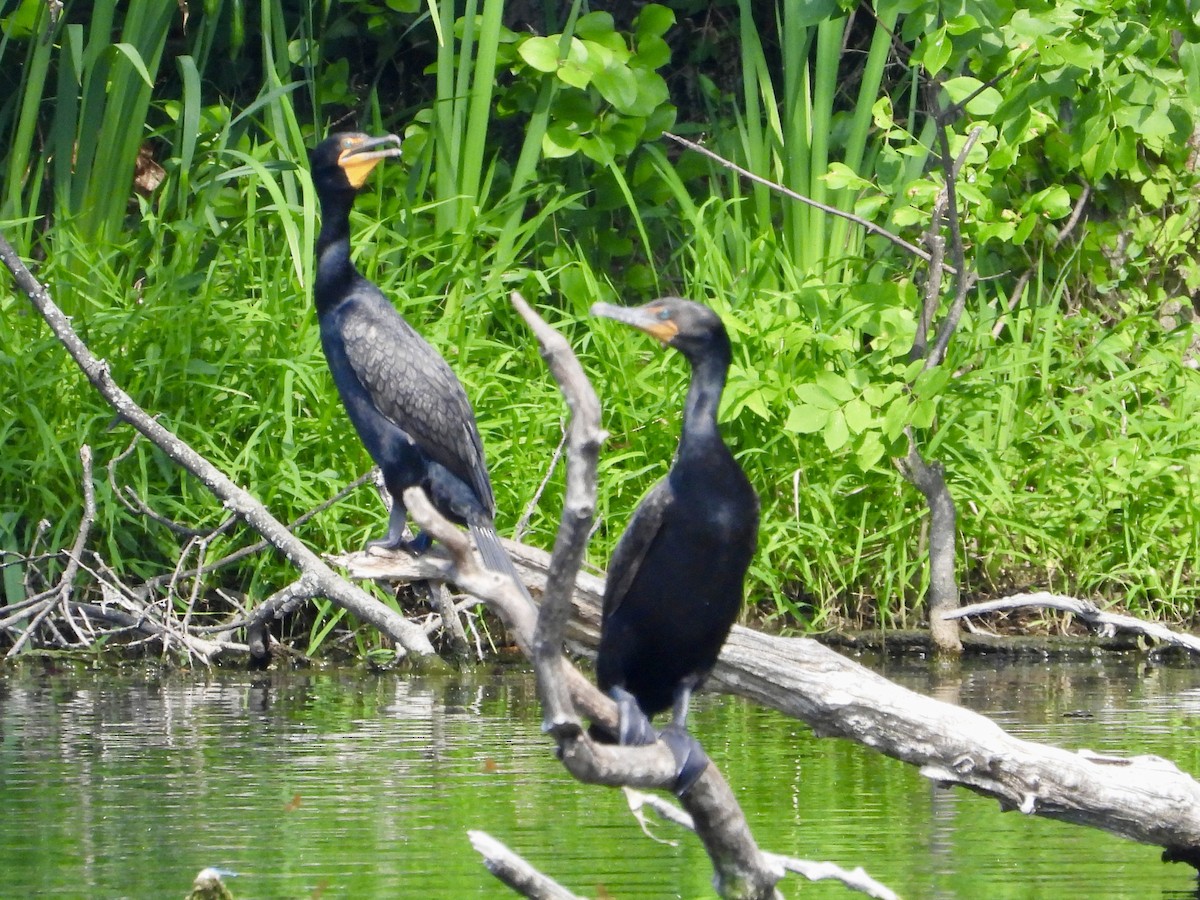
xmin=467 ymin=831 xmax=583 ymax=900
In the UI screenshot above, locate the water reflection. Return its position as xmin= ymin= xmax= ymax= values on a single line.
xmin=0 ymin=656 xmax=1197 ymax=898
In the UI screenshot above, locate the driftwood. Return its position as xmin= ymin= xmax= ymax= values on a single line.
xmin=946 ymin=592 xmax=1200 ymax=656
xmin=353 ymin=295 xmax=901 ymax=899
xmin=347 ymin=540 xmax=1200 ymax=870
xmin=0 ymin=230 xmax=441 ymax=664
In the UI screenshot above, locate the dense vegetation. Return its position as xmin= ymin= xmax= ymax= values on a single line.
xmin=3 ymin=0 xmax=1200 ymax=654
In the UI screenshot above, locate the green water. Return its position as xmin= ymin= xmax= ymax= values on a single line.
xmin=1 ymin=655 xmax=1198 ymax=898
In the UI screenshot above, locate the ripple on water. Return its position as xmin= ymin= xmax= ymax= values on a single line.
xmin=1 ymin=661 xmax=1198 ymax=898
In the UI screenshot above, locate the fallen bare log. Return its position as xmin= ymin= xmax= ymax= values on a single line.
xmin=345 ymin=542 xmax=1200 ymax=869
xmin=945 ymin=592 xmax=1200 ymax=656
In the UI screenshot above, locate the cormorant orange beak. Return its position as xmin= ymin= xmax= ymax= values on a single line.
xmin=337 ymin=134 xmax=403 ymax=188
xmin=591 ymin=302 xmax=679 ymax=344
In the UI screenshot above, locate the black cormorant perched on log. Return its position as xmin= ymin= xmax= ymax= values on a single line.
xmin=591 ymin=297 xmax=759 ymax=793
xmin=309 ymin=132 xmax=526 ymax=595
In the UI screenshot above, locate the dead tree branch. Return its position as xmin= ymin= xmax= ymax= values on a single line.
xmin=6 ymin=445 xmax=96 ymax=656
xmin=0 ymin=229 xmax=440 ymax=663
xmin=342 ymin=296 xmax=896 ymax=899
xmin=623 ymin=789 xmax=899 ymax=900
xmin=946 ymin=592 xmax=1200 ymax=655
xmin=467 ymin=831 xmax=583 ymax=900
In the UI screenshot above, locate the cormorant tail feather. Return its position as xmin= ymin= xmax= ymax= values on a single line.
xmin=470 ymin=522 xmax=534 ymax=609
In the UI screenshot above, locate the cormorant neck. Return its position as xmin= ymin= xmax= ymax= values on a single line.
xmin=678 ymin=336 xmax=731 ymax=456
xmin=315 ymin=187 xmax=358 ymax=315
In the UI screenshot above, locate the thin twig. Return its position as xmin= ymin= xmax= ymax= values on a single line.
xmin=514 ymin=420 xmax=566 ymax=542
xmin=8 ymin=445 xmax=96 ymax=657
xmin=663 ymin=130 xmax=939 ymax=266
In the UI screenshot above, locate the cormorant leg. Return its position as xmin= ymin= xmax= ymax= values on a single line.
xmin=609 ymin=686 xmax=657 ymax=746
xmin=366 ymin=499 xmax=430 ymax=554
xmin=660 ymin=675 xmax=708 ymax=794
xmin=670 ymin=675 xmax=701 ymax=729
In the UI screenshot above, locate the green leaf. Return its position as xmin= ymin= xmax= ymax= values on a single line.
xmin=854 ymin=432 xmax=886 ymax=471
xmin=912 ymin=366 xmax=950 ymax=400
xmin=1036 ymin=185 xmax=1071 ymax=218
xmin=592 ymin=64 xmax=638 ymax=111
xmin=919 ymin=26 xmax=952 ymax=77
xmin=113 ymin=43 xmax=155 ymax=88
xmin=883 ymin=396 xmax=909 ymax=441
xmin=635 ymin=34 xmax=671 ymax=70
xmin=795 ymin=382 xmax=841 ymax=411
xmin=872 ymin=96 xmax=894 ymax=131
xmin=576 ymin=11 xmax=616 ymax=40
xmin=635 ymin=4 xmax=675 ymax=40
xmin=815 ymin=370 xmax=855 ymax=403
xmin=542 ymin=124 xmax=580 ymax=158
xmin=786 ymin=404 xmax=829 ymax=434
xmin=823 ymin=410 xmax=850 ymax=451
xmin=843 ymin=397 xmax=873 ymax=434
xmin=518 ymin=36 xmax=560 ymax=72
xmin=625 ymin=72 xmax=669 ymax=117
xmin=822 ymin=162 xmax=873 ymax=191
xmin=557 ymin=59 xmax=592 ymax=89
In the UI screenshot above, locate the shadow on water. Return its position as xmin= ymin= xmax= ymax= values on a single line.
xmin=1 ymin=654 xmax=1198 ymax=898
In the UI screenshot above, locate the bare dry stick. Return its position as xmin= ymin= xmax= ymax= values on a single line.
xmin=924 ymin=125 xmax=983 ymax=371
xmin=7 ymin=445 xmax=96 ymax=656
xmin=0 ymin=230 xmax=439 ymax=662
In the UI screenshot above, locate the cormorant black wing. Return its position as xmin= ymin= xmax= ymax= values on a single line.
xmin=340 ymin=287 xmax=495 ymax=515
xmin=601 ymin=477 xmax=675 ymax=621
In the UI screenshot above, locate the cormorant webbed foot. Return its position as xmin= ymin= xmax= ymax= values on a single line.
xmin=658 ymin=723 xmax=710 ymax=796
xmin=366 ymin=531 xmax=432 ymax=556
xmin=365 ymin=502 xmax=433 ymax=556
xmin=611 ymin=685 xmax=657 ymax=746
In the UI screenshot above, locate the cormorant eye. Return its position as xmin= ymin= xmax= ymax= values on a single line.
xmin=656 ymin=308 xmax=671 ymax=321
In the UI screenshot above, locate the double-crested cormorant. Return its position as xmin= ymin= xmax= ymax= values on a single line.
xmin=309 ymin=132 xmax=524 ymax=592
xmin=591 ymin=297 xmax=759 ymax=793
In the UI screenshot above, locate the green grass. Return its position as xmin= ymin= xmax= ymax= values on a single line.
xmin=3 ymin=1 xmax=1200 ymax=657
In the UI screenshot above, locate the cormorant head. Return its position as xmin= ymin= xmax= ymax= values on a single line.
xmin=591 ymin=297 xmax=730 ymax=364
xmin=309 ymin=132 xmax=402 ymax=196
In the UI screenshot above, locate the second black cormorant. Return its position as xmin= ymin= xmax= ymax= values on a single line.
xmin=591 ymin=297 xmax=760 ymax=793
xmin=309 ymin=132 xmax=526 ymax=596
